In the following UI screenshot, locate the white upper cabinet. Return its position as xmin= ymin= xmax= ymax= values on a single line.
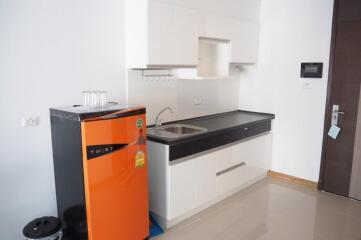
xmin=126 ymin=0 xmax=199 ymax=68
xmin=230 ymin=21 xmax=259 ymax=63
xmin=148 ymin=1 xmax=199 ymax=66
xmin=148 ymin=0 xmax=175 ymax=66
xmin=172 ymin=6 xmax=200 ymax=65
xmin=203 ymin=16 xmax=259 ymax=64
xmin=126 ymin=0 xmax=260 ymax=68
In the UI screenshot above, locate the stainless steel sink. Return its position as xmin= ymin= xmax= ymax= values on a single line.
xmin=148 ymin=124 xmax=207 ymax=139
xmin=162 ymin=125 xmax=204 ymax=134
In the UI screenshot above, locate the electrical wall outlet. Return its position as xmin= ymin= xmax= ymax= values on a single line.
xmin=194 ymin=97 xmax=202 ymax=105
xmin=22 ymin=116 xmax=40 ymax=127
xmin=303 ymin=82 xmax=313 ymax=89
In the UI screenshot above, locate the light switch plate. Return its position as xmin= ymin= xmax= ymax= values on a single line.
xmin=303 ymin=82 xmax=313 ymax=89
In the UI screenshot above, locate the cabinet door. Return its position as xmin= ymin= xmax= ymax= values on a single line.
xmin=217 ymin=144 xmax=242 ymax=171
xmin=229 ymin=20 xmax=259 ymax=63
xmin=169 ymin=159 xmax=196 ymax=219
xmin=202 ymin=14 xmax=229 ymax=40
xmin=169 ymin=151 xmax=218 ymax=219
xmin=203 ymin=14 xmax=259 ymax=63
xmin=194 ymin=151 xmax=218 ymax=207
xmin=239 ymin=134 xmax=271 ymax=170
xmin=149 ymin=1 xmax=199 ymax=66
xmin=149 ymin=0 xmax=174 ymax=65
xmin=173 ymin=5 xmax=199 ymax=66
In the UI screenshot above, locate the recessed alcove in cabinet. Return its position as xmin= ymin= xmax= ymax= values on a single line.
xmin=198 ymin=37 xmax=230 ymax=78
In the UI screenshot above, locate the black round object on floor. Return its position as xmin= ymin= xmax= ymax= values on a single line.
xmin=23 ymin=216 xmax=62 ymax=239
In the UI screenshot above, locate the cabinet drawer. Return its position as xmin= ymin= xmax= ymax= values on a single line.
xmin=216 ymin=163 xmax=267 ymax=197
xmin=217 ymin=162 xmax=249 ymax=196
xmin=216 ymin=142 xmax=244 ymax=173
xmin=214 ymin=128 xmax=271 ymax=174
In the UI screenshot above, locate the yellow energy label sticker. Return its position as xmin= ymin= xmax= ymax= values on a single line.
xmin=135 ymin=151 xmax=145 ymax=168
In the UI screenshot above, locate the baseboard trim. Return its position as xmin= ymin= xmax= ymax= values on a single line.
xmin=267 ymin=171 xmax=318 ymax=190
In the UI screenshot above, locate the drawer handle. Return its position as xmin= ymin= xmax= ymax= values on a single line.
xmin=244 ymin=127 xmax=249 ymax=130
xmin=216 ymin=162 xmax=246 ymax=176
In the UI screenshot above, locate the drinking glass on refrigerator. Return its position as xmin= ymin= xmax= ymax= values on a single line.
xmin=99 ymin=91 xmax=107 ymax=107
xmin=83 ymin=91 xmax=92 ymax=107
xmin=83 ymin=90 xmax=108 ymax=108
xmin=91 ymin=90 xmax=98 ymax=108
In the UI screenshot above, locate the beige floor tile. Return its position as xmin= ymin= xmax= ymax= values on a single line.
xmin=154 ymin=218 xmax=237 ymax=240
xmin=153 ymin=178 xmax=361 ymax=240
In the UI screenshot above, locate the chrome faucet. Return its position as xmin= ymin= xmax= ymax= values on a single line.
xmin=155 ymin=107 xmax=174 ymax=128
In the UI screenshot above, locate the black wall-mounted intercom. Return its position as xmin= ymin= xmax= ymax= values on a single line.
xmin=301 ymin=62 xmax=323 ymax=78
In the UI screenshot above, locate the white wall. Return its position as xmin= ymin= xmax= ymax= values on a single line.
xmin=239 ymin=0 xmax=334 ymax=181
xmin=0 ymin=0 xmax=334 ymax=238
xmin=128 ymin=69 xmax=240 ymax=124
xmin=0 ymin=1 xmax=126 ymax=239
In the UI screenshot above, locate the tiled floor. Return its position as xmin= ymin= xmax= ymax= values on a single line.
xmin=153 ymin=178 xmax=361 ymax=240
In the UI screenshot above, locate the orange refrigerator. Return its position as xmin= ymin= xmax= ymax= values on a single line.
xmin=50 ymin=105 xmax=149 ymax=240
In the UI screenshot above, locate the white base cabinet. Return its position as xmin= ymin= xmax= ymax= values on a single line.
xmin=148 ymin=133 xmax=272 ymax=229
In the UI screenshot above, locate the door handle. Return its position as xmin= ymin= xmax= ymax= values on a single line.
xmin=331 ymin=105 xmax=346 ymax=126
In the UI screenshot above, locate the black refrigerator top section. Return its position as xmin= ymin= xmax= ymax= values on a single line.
xmin=50 ymin=104 xmax=145 ymax=122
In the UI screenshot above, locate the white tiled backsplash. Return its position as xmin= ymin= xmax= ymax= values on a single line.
xmin=128 ymin=69 xmax=240 ymax=125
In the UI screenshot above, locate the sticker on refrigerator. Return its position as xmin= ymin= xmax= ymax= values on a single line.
xmin=135 ymin=151 xmax=145 ymax=168
xmin=136 ymin=118 xmax=144 ymax=129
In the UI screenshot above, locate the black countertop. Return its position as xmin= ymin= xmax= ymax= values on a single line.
xmin=147 ymin=110 xmax=274 ymax=161
xmin=147 ymin=110 xmax=275 ymax=146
